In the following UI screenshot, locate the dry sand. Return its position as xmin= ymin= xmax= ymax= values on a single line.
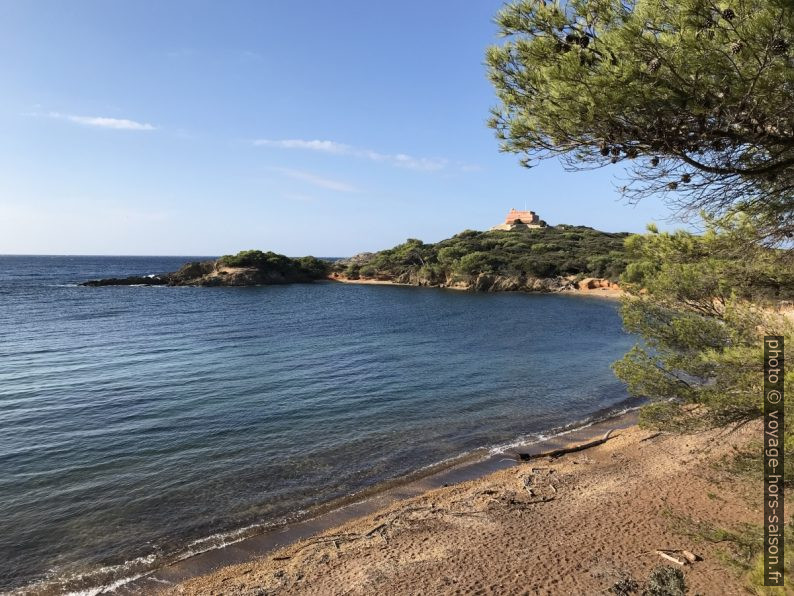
xmin=168 ymin=423 xmax=762 ymax=595
xmin=329 ymin=277 xmax=413 ymax=287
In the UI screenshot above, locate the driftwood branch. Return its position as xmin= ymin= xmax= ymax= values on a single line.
xmin=645 ymin=549 xmax=701 ymax=565
xmin=516 ymin=430 xmax=616 ymax=461
xmin=656 ymin=550 xmax=687 ymax=565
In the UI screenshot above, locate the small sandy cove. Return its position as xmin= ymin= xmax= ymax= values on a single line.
xmin=329 ymin=276 xmax=625 ymax=298
xmin=169 ymin=423 xmax=761 ymax=595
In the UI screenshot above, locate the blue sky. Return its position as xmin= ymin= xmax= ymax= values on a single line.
xmin=0 ymin=0 xmax=677 ymax=256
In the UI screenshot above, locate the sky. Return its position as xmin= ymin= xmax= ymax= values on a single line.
xmin=0 ymin=0 xmax=680 ymax=256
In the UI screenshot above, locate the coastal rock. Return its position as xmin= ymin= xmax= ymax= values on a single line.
xmin=82 ymin=275 xmax=168 ymax=287
xmin=169 ymin=261 xmax=216 ymax=283
xmin=82 ymin=255 xmax=325 ymax=287
xmin=576 ymin=277 xmax=620 ymax=291
xmin=337 ymin=272 xmax=619 ymax=295
xmin=336 ymin=252 xmax=375 ymax=267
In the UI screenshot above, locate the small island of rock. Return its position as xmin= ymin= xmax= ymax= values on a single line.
xmin=82 ymin=251 xmax=330 ymax=287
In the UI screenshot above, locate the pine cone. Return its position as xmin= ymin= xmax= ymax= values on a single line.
xmin=667 ymin=181 xmax=678 ymax=190
xmin=731 ymin=41 xmax=743 ymax=55
xmin=626 ymin=148 xmax=638 ymax=159
xmin=681 ymin=173 xmax=692 ymax=183
xmin=599 ymin=145 xmax=610 ymax=157
xmin=579 ymin=36 xmax=590 ymax=48
xmin=611 ymin=146 xmax=621 ymax=156
xmin=771 ymin=38 xmax=789 ymax=55
xmin=610 ymin=156 xmax=619 ymax=164
xmin=647 ymin=58 xmax=661 ymax=73
xmin=722 ymin=8 xmax=735 ymax=21
xmin=650 ymin=156 xmax=660 ymax=167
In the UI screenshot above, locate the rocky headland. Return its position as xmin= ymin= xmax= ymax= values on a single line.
xmin=329 ymin=246 xmax=622 ymax=295
xmin=82 ymin=251 xmax=330 ymax=287
xmin=83 ymin=225 xmax=628 ymax=294
xmin=329 ymin=270 xmax=622 ymax=295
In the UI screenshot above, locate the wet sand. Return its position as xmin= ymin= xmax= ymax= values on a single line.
xmin=156 ymin=417 xmax=760 ymax=595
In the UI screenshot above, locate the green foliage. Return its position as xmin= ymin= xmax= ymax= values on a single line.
xmin=487 ymin=0 xmax=794 ymax=239
xmin=295 ymin=256 xmax=329 ymax=278
xmin=337 ymin=226 xmax=627 ymax=283
xmin=746 ymin=545 xmax=794 ymax=595
xmin=665 ymin=510 xmax=793 ymax=594
xmin=644 ymin=566 xmax=686 ymax=596
xmin=218 ymin=250 xmax=330 ymax=279
xmin=335 ymin=226 xmax=629 ymax=281
xmin=612 ymin=213 xmax=794 ymax=432
xmin=345 ymin=263 xmax=361 ymax=280
xmin=713 ymin=440 xmax=794 ymax=489
xmin=456 ymin=251 xmax=500 ymax=275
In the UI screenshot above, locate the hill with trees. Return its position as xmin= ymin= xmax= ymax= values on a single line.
xmin=333 ymin=225 xmax=629 ymax=291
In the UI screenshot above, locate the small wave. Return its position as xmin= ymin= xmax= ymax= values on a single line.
xmin=14 ymin=554 xmax=159 ymax=596
xmin=17 ymin=402 xmax=643 ymax=596
xmin=487 ymin=401 xmax=642 ymax=456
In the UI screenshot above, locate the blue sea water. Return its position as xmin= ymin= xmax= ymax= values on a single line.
xmin=0 ymin=256 xmax=636 ymax=593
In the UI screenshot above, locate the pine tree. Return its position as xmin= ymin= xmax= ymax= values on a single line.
xmin=487 ymin=0 xmax=794 ymax=240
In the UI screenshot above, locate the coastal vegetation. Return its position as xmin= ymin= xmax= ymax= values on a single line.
xmin=613 ymin=213 xmax=793 ymax=445
xmin=335 ymin=225 xmax=629 ymax=286
xmin=485 ymin=0 xmax=794 ymax=446
xmin=83 ymin=250 xmax=330 ymax=287
xmin=217 ymin=250 xmax=330 ymax=279
xmin=487 ymin=0 xmax=793 ymax=589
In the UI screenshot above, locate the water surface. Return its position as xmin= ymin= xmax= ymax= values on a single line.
xmin=0 ymin=256 xmax=636 ymax=593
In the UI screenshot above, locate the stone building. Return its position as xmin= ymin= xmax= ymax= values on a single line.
xmin=490 ymin=208 xmax=543 ymax=231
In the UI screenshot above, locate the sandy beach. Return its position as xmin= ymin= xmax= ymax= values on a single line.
xmin=167 ymin=421 xmax=762 ymax=595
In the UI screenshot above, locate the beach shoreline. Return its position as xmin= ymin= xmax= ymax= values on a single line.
xmin=160 ymin=418 xmax=761 ymax=596
xmin=328 ymin=276 xmax=625 ymax=298
xmin=105 ymin=410 xmax=640 ymax=595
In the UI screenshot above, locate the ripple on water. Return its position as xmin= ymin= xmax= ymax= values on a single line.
xmin=0 ymin=256 xmax=635 ymax=594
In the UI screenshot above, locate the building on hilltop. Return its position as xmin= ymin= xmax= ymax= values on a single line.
xmin=490 ymin=208 xmax=544 ymax=231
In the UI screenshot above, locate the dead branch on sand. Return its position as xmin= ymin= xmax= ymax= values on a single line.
xmin=515 ymin=430 xmax=616 ymax=461
xmin=641 ymin=549 xmax=701 ymax=566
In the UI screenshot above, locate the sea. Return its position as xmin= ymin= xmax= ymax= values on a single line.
xmin=0 ymin=255 xmax=637 ymax=594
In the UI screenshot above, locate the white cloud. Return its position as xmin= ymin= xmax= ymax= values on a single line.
xmin=254 ymin=139 xmax=350 ymax=154
xmin=253 ymin=138 xmax=448 ymax=171
xmin=48 ymin=112 xmax=157 ymax=131
xmin=269 ymin=167 xmax=357 ymax=192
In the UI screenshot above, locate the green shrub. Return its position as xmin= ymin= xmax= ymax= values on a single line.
xmin=334 ymin=225 xmax=629 ymax=282
xmin=218 ymin=250 xmax=328 ymax=279
xmin=345 ymin=263 xmax=361 ymax=279
xmin=359 ymin=265 xmax=377 ymax=278
xmin=295 ymin=256 xmax=329 ymax=278
xmin=644 ymin=566 xmax=686 ymax=596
